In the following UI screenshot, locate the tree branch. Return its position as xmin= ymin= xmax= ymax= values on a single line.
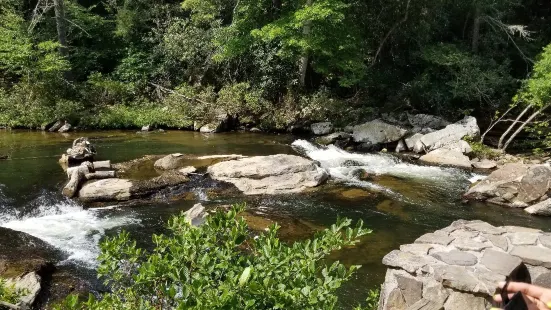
xmin=369 ymin=0 xmax=411 ymax=68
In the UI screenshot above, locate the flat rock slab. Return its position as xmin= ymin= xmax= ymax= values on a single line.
xmin=540 ymin=234 xmax=551 ymax=248
xmin=382 ymin=250 xmax=439 ymax=274
xmin=415 ymin=233 xmax=455 ymax=246
xmin=480 ymin=249 xmax=523 ymax=276
xmin=510 ymin=246 xmax=551 ymax=268
xmin=419 ymin=149 xmax=471 ymax=169
xmin=431 ymin=250 xmax=478 ymax=266
xmin=465 ymin=222 xmax=506 ymax=235
xmin=509 ymin=233 xmax=540 ymax=246
xmin=207 ymin=154 xmax=328 ymax=195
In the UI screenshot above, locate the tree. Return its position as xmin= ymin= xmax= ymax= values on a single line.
xmin=55 ymin=205 xmax=371 ymax=309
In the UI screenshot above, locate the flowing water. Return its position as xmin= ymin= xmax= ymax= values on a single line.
xmin=1 ymin=130 xmax=551 ymax=308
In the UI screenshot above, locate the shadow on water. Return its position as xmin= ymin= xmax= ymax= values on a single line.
xmin=1 ymin=130 xmax=551 ymax=309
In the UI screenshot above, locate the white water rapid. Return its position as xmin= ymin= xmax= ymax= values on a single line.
xmin=292 ymin=140 xmax=476 ymax=201
xmin=0 ymin=195 xmax=139 ymax=267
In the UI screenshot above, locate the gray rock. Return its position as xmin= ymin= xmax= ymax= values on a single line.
xmin=540 ymin=234 xmax=551 ymax=248
xmin=482 ymin=234 xmax=508 ymax=251
xmin=406 ymin=134 xmax=424 ymax=151
xmin=508 ymin=233 xmax=540 ymax=246
xmin=510 ymin=246 xmax=551 ymax=267
xmin=464 ymin=222 xmax=506 ymax=235
xmin=415 ymin=233 xmax=455 ymax=246
xmin=443 ymin=291 xmax=490 ymax=310
xmin=505 ymin=226 xmax=542 ymax=233
xmin=449 ymin=229 xmax=479 ymax=239
xmin=351 ymin=119 xmax=408 ymax=145
xmin=422 ymin=279 xmax=449 ymax=306
xmin=63 ymin=137 xmax=96 ymax=164
xmin=382 ymin=250 xmax=438 ymax=274
xmin=431 ymin=250 xmax=478 ymax=266
xmin=184 ymin=203 xmax=207 ymax=227
xmin=386 ymin=288 xmax=407 ymax=309
xmin=407 ymin=298 xmax=444 ymax=310
xmin=207 ymin=154 xmax=328 ymax=195
xmin=58 ymin=123 xmax=72 ymax=133
xmin=141 ymin=125 xmax=152 ymax=131
xmin=414 ymin=116 xmax=479 ymax=153
xmin=7 ymin=272 xmax=41 ymax=308
xmin=200 ymin=123 xmax=221 ymax=133
xmin=48 ymin=120 xmax=63 ymax=132
xmin=396 ymin=140 xmax=407 ymax=153
xmin=527 ymin=265 xmax=551 ymax=289
xmin=432 ymin=265 xmax=479 ymax=293
xmin=419 ymin=149 xmax=472 ymax=169
xmin=396 ymin=274 xmax=423 ymax=306
xmin=316 ymin=132 xmax=351 ymax=145
xmin=452 ymin=238 xmax=489 ymax=252
xmin=400 ymin=244 xmax=434 ymax=256
xmin=525 ymin=198 xmax=551 ymax=216
xmin=480 ymin=249 xmax=523 ymax=276
xmin=250 ymin=127 xmax=262 ymax=133
xmin=408 ymin=114 xmax=450 ymax=130
xmin=311 ymin=122 xmax=333 ymax=135
xmin=154 ymin=153 xmax=185 ymax=170
xmin=472 ymin=160 xmax=497 ymax=170
xmin=441 ymin=140 xmax=472 ymax=154
xmin=179 ymin=166 xmax=197 ymax=175
xmin=464 ymin=164 xmax=551 ymax=208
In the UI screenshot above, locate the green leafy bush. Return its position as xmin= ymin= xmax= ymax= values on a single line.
xmin=56 ymin=205 xmax=371 ymax=309
xmin=0 ymin=278 xmax=27 ymax=305
xmin=464 ymin=137 xmax=502 ymax=160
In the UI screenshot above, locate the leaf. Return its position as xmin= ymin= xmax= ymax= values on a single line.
xmin=239 ymin=266 xmax=253 ymax=286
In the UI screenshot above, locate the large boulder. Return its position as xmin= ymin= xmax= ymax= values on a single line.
xmin=414 ymin=116 xmax=480 ymax=153
xmin=58 ymin=123 xmax=72 ymax=133
xmin=407 ymin=113 xmax=450 ymax=130
xmin=78 ymin=172 xmax=189 ymax=202
xmin=311 ymin=122 xmax=333 ymax=135
xmin=378 ymin=220 xmax=549 ymax=310
xmin=154 ymin=153 xmax=185 ymax=170
xmin=350 ymin=120 xmax=407 ymax=146
xmin=419 ymin=149 xmax=472 ymax=169
xmin=463 ymin=163 xmax=551 ymax=209
xmin=207 ymin=154 xmax=328 ymax=195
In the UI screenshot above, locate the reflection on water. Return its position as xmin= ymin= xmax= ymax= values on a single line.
xmin=1 ymin=130 xmax=551 ymax=308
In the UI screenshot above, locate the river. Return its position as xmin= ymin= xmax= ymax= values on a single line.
xmin=1 ymin=130 xmax=550 ymax=308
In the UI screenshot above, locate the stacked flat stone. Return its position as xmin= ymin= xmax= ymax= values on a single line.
xmin=379 ymin=220 xmax=551 ymax=310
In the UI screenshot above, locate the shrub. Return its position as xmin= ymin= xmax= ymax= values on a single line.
xmin=464 ymin=137 xmax=502 ymax=160
xmin=55 ymin=205 xmax=371 ymax=310
xmin=0 ymin=278 xmax=27 ymax=305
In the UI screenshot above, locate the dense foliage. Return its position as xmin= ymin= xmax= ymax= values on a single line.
xmin=54 ymin=205 xmax=372 ymax=309
xmin=1 ymin=0 xmax=551 ymax=142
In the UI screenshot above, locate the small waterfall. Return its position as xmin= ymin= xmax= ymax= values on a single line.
xmin=0 ymin=194 xmax=139 ymax=267
xmin=292 ymin=140 xmax=474 ymax=202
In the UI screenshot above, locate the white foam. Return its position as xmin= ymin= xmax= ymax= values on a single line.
xmin=0 ymin=199 xmax=138 ymax=267
xmin=292 ymin=140 xmax=473 ymax=196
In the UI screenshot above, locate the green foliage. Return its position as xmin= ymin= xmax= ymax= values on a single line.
xmin=355 ymin=288 xmax=380 ymax=310
xmin=464 ymin=137 xmax=501 ymax=160
xmin=56 ymin=204 xmax=371 ymax=309
xmin=0 ymin=278 xmax=27 ymax=304
xmin=516 ymin=44 xmax=551 ymax=108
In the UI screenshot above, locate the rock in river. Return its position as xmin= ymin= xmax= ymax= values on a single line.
xmin=207 ymin=154 xmax=328 ymax=195
xmin=311 ymin=122 xmax=333 ymax=135
xmin=78 ymin=172 xmax=189 ymax=202
xmin=414 ymin=116 xmax=479 ymax=153
xmin=351 ymin=119 xmax=407 ymax=145
xmin=419 ymin=149 xmax=472 ymax=169
xmin=463 ymin=163 xmax=551 ymax=211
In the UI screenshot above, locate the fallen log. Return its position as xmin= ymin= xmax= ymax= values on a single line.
xmin=92 ymin=160 xmax=111 ymax=170
xmin=85 ymin=171 xmax=116 ymax=180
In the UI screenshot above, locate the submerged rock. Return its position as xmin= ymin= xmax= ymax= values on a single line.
xmin=310 ymin=122 xmax=333 ymax=135
xmin=463 ymin=163 xmax=551 ymax=212
xmin=378 ymin=220 xmax=547 ymax=310
xmin=207 ymin=154 xmax=328 ymax=195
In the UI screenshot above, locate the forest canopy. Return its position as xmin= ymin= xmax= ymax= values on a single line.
xmin=1 ymin=0 xmax=551 ymax=146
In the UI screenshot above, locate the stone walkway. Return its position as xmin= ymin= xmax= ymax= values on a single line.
xmin=378 ymin=220 xmax=551 ymax=309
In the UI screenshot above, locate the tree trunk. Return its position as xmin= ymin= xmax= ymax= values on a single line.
xmin=53 ymin=0 xmax=68 ymax=57
xmin=502 ymin=104 xmax=550 ymax=151
xmin=299 ymin=0 xmax=312 ymax=87
xmin=498 ymin=104 xmax=532 ymax=149
xmin=480 ymin=103 xmax=516 ymax=143
xmin=472 ymin=6 xmax=481 ymax=53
